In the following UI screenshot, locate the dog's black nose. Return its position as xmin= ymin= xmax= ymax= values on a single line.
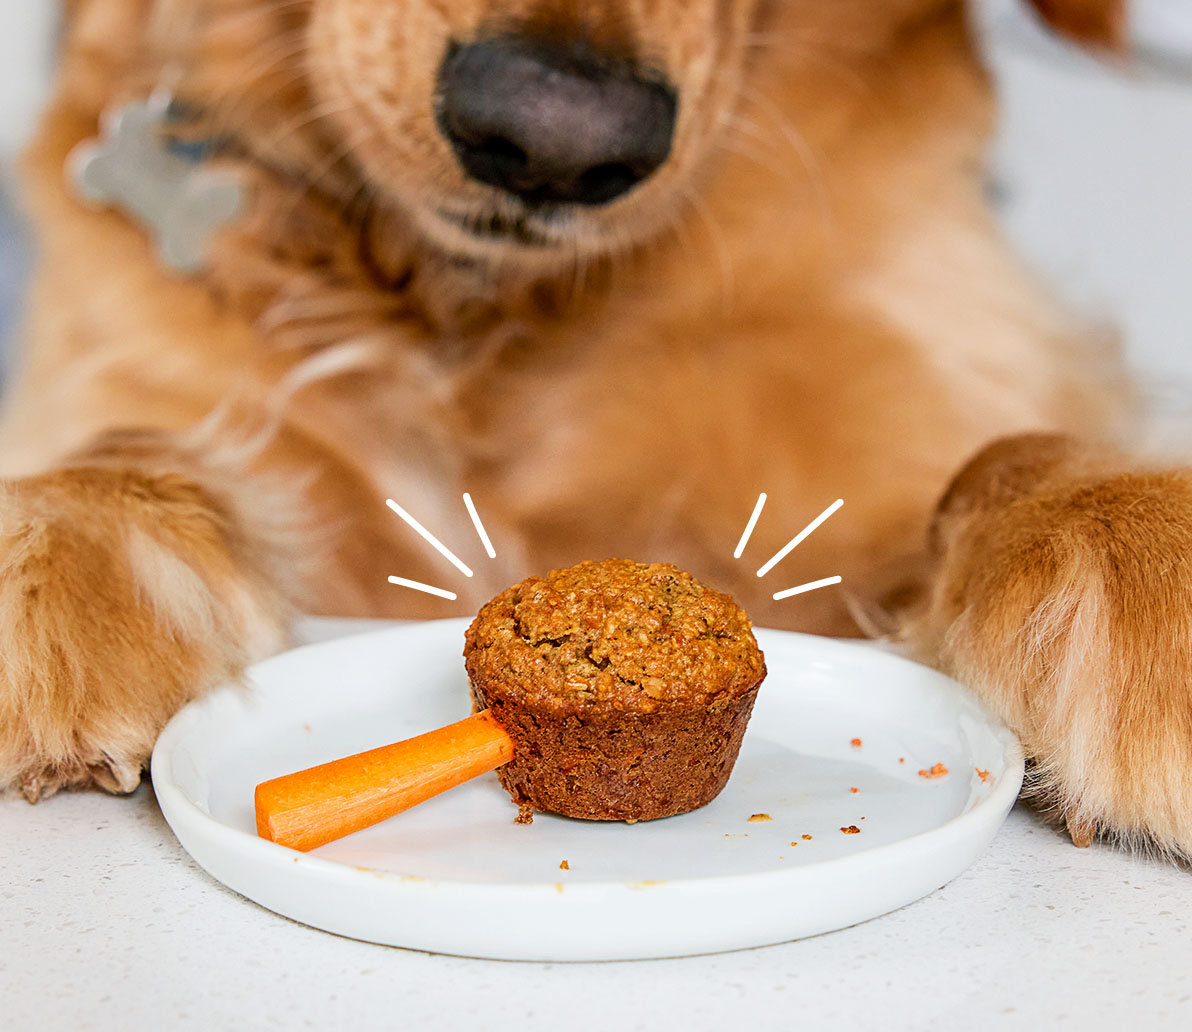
xmin=436 ymin=38 xmax=677 ymax=207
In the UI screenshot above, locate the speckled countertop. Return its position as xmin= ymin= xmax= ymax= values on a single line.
xmin=4 ymin=621 xmax=1190 ymax=1032
xmin=5 ymin=790 xmax=1190 ymax=1031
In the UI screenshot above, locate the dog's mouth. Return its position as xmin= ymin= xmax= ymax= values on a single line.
xmin=434 ymin=204 xmax=565 ymax=249
xmin=429 ymin=196 xmax=581 ymax=253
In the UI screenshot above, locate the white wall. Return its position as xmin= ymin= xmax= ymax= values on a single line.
xmin=0 ymin=0 xmax=56 ymax=157
xmin=980 ymin=0 xmax=1192 ymax=392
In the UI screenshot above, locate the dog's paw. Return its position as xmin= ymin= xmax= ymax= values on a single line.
xmin=15 ymin=753 xmax=143 ymax=804
xmin=0 ymin=467 xmax=289 ymax=801
xmin=912 ymin=434 xmax=1192 ymax=856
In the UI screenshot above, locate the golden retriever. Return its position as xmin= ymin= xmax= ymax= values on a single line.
xmin=8 ymin=0 xmax=1186 ymax=857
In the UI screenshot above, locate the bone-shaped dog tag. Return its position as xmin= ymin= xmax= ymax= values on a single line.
xmin=68 ymin=101 xmax=246 ymax=275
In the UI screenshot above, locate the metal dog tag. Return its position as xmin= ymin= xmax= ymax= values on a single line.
xmin=68 ymin=99 xmax=246 ymax=275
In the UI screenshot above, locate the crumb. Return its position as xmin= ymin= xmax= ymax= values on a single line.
xmin=860 ymin=816 xmax=866 ymax=820
xmin=748 ymin=813 xmax=773 ymax=822
xmin=802 ymin=834 xmax=813 ymax=840
xmin=840 ymin=825 xmax=861 ymax=835
xmin=790 ymin=841 xmax=798 ymax=847
xmin=899 ymin=757 xmax=905 ymax=764
xmin=975 ymin=768 xmax=990 ymax=782
xmin=559 ymin=860 xmax=570 ymax=871
xmin=849 ymin=786 xmax=859 ymax=794
xmin=850 ymin=738 xmax=862 ymax=748
xmin=624 ymin=818 xmax=639 ymax=825
xmin=515 ymin=802 xmax=534 ymax=825
xmin=918 ymin=763 xmax=950 ymax=779
xmin=303 ymin=724 xmax=311 ymax=732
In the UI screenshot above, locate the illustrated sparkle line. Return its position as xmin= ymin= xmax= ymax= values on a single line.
xmin=387 ymin=576 xmax=458 ymax=601
xmin=733 ymin=492 xmax=767 ymax=559
xmin=772 ymin=576 xmax=843 ymax=601
xmin=757 ymin=499 xmax=844 ymax=578
xmin=462 ymin=493 xmax=497 ymax=560
xmin=385 ymin=498 xmax=474 ymax=578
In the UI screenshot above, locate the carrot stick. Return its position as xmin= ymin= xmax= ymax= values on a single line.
xmin=254 ymin=709 xmax=515 ymax=852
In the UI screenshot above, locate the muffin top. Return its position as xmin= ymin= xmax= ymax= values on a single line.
xmin=464 ymin=559 xmax=766 ymax=716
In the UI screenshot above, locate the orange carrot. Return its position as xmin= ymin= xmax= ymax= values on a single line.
xmin=255 ymin=709 xmax=515 ymax=852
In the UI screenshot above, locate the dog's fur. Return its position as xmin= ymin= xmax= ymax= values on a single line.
xmin=6 ymin=0 xmax=1190 ymax=856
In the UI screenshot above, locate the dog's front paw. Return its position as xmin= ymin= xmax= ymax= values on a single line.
xmin=0 ymin=468 xmax=289 ymax=801
xmin=912 ymin=434 xmax=1192 ymax=856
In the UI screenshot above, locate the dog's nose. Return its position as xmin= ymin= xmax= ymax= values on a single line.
xmin=437 ymin=38 xmax=677 ymax=207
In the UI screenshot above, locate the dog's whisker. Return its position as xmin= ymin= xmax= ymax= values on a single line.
xmin=463 ymin=494 xmax=497 ymax=560
xmin=734 ymin=493 xmax=768 ymax=559
xmin=773 ymin=576 xmax=844 ymax=601
xmin=385 ymin=499 xmax=474 ymax=578
xmin=737 ymin=84 xmax=839 ymax=250
xmin=677 ymin=182 xmax=735 ymax=315
xmin=721 ymin=114 xmax=829 ymax=201
xmin=720 ymin=124 xmax=800 ymax=187
xmin=742 ymin=34 xmax=873 ymax=87
xmin=659 ymin=195 xmax=704 ymax=274
xmin=387 ymin=576 xmax=458 ymax=602
xmin=197 ymin=31 xmax=315 ymax=142
xmin=201 ymin=28 xmax=312 ymax=102
xmin=255 ymin=97 xmax=357 ymax=157
xmin=757 ymin=499 xmax=845 ymax=578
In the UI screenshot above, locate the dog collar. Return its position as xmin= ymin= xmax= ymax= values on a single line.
xmin=67 ymin=93 xmax=246 ymax=275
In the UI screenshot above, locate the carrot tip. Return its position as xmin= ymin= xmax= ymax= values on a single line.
xmin=252 ymin=709 xmax=515 ymax=851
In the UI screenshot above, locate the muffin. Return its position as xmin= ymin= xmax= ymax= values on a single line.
xmin=463 ymin=559 xmax=766 ymax=822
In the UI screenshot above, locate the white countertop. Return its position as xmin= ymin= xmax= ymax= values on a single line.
xmin=4 ymin=621 xmax=1190 ymax=1032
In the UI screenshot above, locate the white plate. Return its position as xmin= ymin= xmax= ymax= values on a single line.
xmin=152 ymin=619 xmax=1023 ymax=961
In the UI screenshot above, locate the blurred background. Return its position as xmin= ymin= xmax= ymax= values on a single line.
xmin=0 ymin=0 xmax=1189 ymax=407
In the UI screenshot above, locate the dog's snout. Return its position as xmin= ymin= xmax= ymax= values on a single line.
xmin=437 ymin=38 xmax=677 ymax=207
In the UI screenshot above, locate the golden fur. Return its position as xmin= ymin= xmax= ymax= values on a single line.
xmin=8 ymin=0 xmax=1186 ymax=857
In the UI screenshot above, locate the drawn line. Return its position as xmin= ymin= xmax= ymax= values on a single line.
xmin=385 ymin=498 xmax=474 ymax=578
xmin=387 ymin=576 xmax=458 ymax=601
xmin=462 ymin=493 xmax=497 ymax=559
xmin=757 ymin=499 xmax=844 ymax=578
xmin=772 ymin=576 xmax=843 ymax=601
xmin=733 ymin=492 xmax=767 ymax=559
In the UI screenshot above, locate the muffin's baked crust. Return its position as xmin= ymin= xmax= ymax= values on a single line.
xmin=464 ymin=559 xmax=766 ymax=821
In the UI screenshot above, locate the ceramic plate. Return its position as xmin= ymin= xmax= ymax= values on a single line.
xmin=152 ymin=619 xmax=1023 ymax=961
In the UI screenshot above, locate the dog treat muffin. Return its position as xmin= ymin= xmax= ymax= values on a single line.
xmin=463 ymin=559 xmax=766 ymax=822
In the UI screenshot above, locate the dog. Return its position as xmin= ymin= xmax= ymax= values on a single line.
xmin=7 ymin=0 xmax=1187 ymax=857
